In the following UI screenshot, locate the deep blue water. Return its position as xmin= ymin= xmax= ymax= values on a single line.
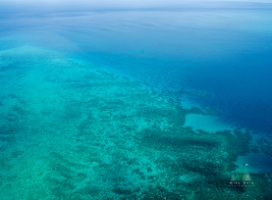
xmin=187 ymin=55 xmax=272 ymax=133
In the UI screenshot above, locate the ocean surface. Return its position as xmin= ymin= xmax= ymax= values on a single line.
xmin=0 ymin=5 xmax=272 ymax=199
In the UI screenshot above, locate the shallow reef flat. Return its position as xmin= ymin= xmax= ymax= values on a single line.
xmin=0 ymin=45 xmax=272 ymax=199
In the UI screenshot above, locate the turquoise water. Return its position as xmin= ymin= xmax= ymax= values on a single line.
xmin=1 ymin=7 xmax=272 ymax=199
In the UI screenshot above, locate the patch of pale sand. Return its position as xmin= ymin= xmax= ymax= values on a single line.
xmin=184 ymin=114 xmax=235 ymax=133
xmin=179 ymin=172 xmax=206 ymax=184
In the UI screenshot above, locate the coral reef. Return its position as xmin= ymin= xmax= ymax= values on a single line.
xmin=0 ymin=46 xmax=271 ymax=199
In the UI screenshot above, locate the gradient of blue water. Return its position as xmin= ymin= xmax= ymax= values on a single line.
xmin=1 ymin=9 xmax=272 ymax=133
xmin=59 ymin=10 xmax=272 ymax=134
